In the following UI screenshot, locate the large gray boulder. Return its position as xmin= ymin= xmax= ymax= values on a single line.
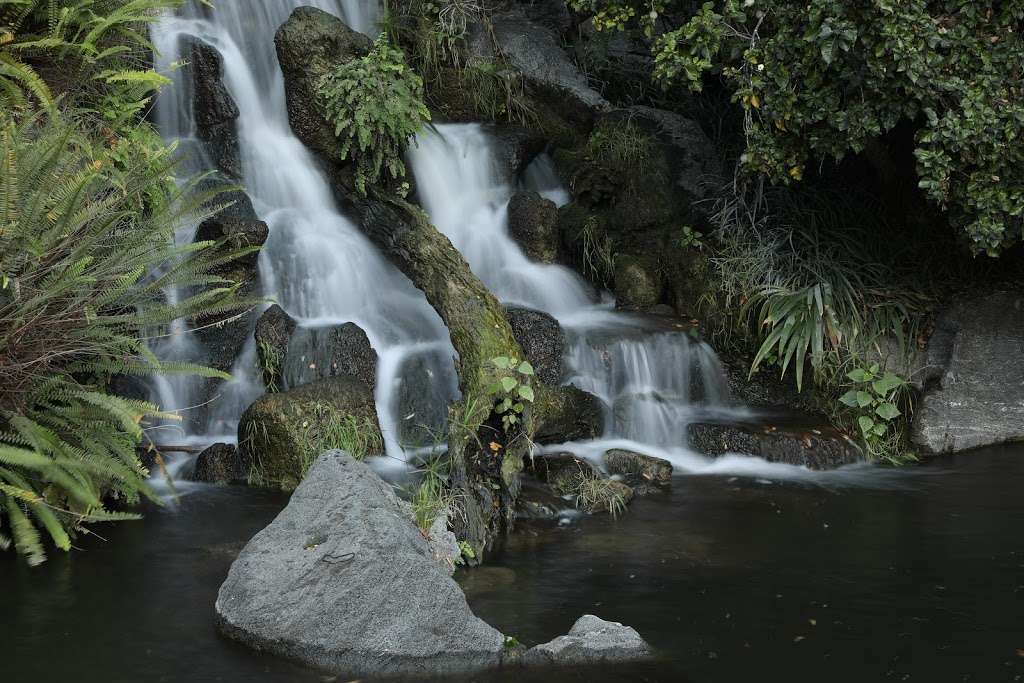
xmin=524 ymin=615 xmax=653 ymax=665
xmin=216 ymin=451 xmax=506 ymax=676
xmin=911 ymin=292 xmax=1024 ymax=454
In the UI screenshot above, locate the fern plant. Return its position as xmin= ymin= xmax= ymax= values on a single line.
xmin=0 ymin=109 xmax=252 ymax=565
xmin=316 ymin=35 xmax=430 ymax=195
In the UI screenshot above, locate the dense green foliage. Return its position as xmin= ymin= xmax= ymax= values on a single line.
xmin=316 ymin=35 xmax=430 ymax=194
xmin=574 ymin=0 xmax=1024 ymax=255
xmin=0 ymin=0 xmax=249 ymax=564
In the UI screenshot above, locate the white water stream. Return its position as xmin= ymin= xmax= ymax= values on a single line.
xmin=149 ymin=0 xmax=823 ymax=481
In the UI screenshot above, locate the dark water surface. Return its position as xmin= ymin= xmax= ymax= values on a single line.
xmin=3 ymin=450 xmax=1024 ymax=682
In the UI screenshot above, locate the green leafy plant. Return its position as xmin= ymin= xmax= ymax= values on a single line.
xmin=316 ymin=35 xmax=430 ymax=195
xmin=574 ymin=0 xmax=1024 ymax=255
xmin=579 ymin=215 xmax=616 ymax=287
xmin=455 ymin=538 xmax=475 ymax=565
xmin=0 ymin=110 xmax=250 ymax=565
xmin=256 ymin=340 xmax=282 ymax=393
xmin=409 ymin=455 xmax=454 ymax=532
xmin=838 ymin=364 xmax=914 ymax=463
xmin=676 ymin=225 xmax=704 ymax=250
xmin=486 ymin=356 xmax=535 ymax=432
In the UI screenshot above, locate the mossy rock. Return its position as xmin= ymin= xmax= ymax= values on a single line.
xmin=614 ymin=254 xmax=663 ymax=310
xmin=238 ymin=376 xmax=381 ymax=490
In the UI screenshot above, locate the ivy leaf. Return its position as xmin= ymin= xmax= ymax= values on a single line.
xmin=500 ymin=377 xmax=517 ymax=393
xmin=838 ymin=390 xmax=860 ymax=407
xmin=517 ymin=361 xmax=535 ymax=376
xmin=517 ymin=385 xmax=535 ymax=402
xmin=872 ymin=373 xmax=904 ymax=397
xmin=856 ymin=391 xmax=873 ymax=408
xmin=847 ymin=368 xmax=871 ymax=383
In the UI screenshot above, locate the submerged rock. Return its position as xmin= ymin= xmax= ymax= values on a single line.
xmin=505 ymin=305 xmax=565 ymax=385
xmin=192 ymin=443 xmax=249 ymax=485
xmin=911 ymin=291 xmax=1024 ymax=454
xmin=688 ymin=422 xmax=861 ymax=470
xmin=237 ymin=376 xmax=380 ymax=490
xmin=603 ymin=449 xmax=672 ymax=489
xmin=507 ymin=190 xmax=561 ymax=264
xmin=216 ymin=451 xmax=506 ymax=676
xmin=524 ymin=615 xmax=654 ymax=665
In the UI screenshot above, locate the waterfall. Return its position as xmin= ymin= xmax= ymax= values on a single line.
xmin=150 ymin=1 xmax=742 ymax=475
xmin=408 ymin=124 xmax=743 ymax=467
xmin=151 ymin=0 xmax=458 ymax=461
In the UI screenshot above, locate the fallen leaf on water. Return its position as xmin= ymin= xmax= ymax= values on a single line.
xmin=489 ymin=441 xmax=502 ymax=452
xmin=794 ymin=635 xmax=805 ymax=643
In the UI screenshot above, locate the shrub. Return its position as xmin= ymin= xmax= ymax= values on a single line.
xmin=316 ymin=35 xmax=430 ymax=194
xmin=0 ymin=110 xmax=250 ymax=565
xmin=573 ymin=0 xmax=1024 ymax=255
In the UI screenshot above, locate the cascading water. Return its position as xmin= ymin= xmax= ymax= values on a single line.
xmin=407 ymin=124 xmax=747 ymax=469
xmin=149 ymin=1 xmax=781 ymax=480
xmin=150 ymin=0 xmax=458 ymax=464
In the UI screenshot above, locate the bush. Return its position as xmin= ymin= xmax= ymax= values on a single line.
xmin=0 ymin=109 xmax=251 ymax=564
xmin=316 ymin=35 xmax=430 ymax=194
xmin=573 ymin=0 xmax=1024 ymax=255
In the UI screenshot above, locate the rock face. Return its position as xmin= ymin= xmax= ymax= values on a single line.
xmin=184 ymin=37 xmax=241 ymax=179
xmin=505 ymin=305 xmax=565 ymax=384
xmin=911 ymin=291 xmax=1024 ymax=454
xmin=192 ymin=443 xmax=249 ymax=484
xmin=490 ymin=125 xmax=547 ymax=182
xmin=237 ymin=376 xmax=381 ymax=490
xmin=508 ymin=190 xmax=561 ymax=264
xmin=274 ymin=7 xmax=372 ymax=166
xmin=614 ymin=253 xmax=663 ymax=310
xmin=254 ymin=304 xmax=296 ymax=390
xmin=216 ymin=451 xmax=506 ymax=676
xmin=688 ymin=422 xmax=861 ymax=470
xmin=524 ymin=615 xmax=653 ymax=666
xmin=469 ymin=7 xmax=609 ymax=123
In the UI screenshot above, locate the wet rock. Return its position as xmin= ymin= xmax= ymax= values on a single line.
xmin=911 ymin=291 xmax=1024 ymax=454
xmin=580 ymin=479 xmax=633 ymax=514
xmin=183 ymin=37 xmax=241 ymax=179
xmin=192 ymin=443 xmax=249 ymax=485
xmin=524 ymin=615 xmax=653 ymax=666
xmin=507 ymin=191 xmax=561 ymax=264
xmin=469 ymin=7 xmax=609 ymax=124
xmin=688 ymin=422 xmax=861 ymax=470
xmin=284 ymin=323 xmax=378 ymax=390
xmin=603 ymin=449 xmax=672 ymax=489
xmin=528 ymin=451 xmax=601 ymax=486
xmin=505 ymin=305 xmax=564 ymax=385
xmin=490 ymin=125 xmax=547 ymax=182
xmin=533 ymin=385 xmax=604 ymax=444
xmin=253 ymin=304 xmax=297 ymax=390
xmin=237 ymin=376 xmax=381 ymax=490
xmin=514 ymin=0 xmax=573 ymax=35
xmin=274 ymin=7 xmax=372 ymax=166
xmin=614 ymin=253 xmax=663 ymax=310
xmin=516 ymin=476 xmax=572 ymax=520
xmin=216 ymin=451 xmax=505 ymax=676
xmin=193 ymin=189 xmax=269 ymax=271
xmin=395 ymin=348 xmax=459 ymax=446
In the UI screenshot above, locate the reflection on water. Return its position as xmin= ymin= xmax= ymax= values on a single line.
xmin=2 ymin=448 xmax=1024 ymax=682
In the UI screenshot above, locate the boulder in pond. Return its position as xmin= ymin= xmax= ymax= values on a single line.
xmin=505 ymin=305 xmax=565 ymax=385
xmin=688 ymin=422 xmax=861 ymax=470
xmin=524 ymin=615 xmax=654 ymax=666
xmin=237 ymin=376 xmax=381 ymax=490
xmin=192 ymin=443 xmax=249 ymax=485
xmin=507 ymin=190 xmax=561 ymax=264
xmin=216 ymin=451 xmax=506 ymax=676
xmin=911 ymin=291 xmax=1024 ymax=454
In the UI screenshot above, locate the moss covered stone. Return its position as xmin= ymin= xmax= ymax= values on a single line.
xmin=238 ymin=376 xmax=381 ymax=491
xmin=613 ymin=254 xmax=663 ymax=310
